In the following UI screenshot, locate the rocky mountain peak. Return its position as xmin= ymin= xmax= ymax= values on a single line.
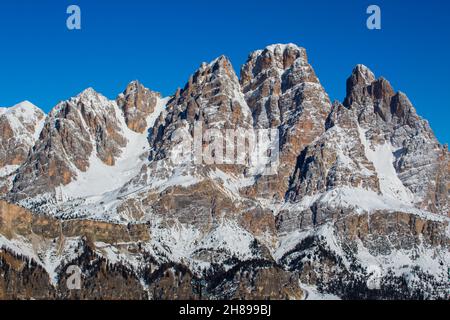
xmin=10 ymin=88 xmax=128 ymax=199
xmin=117 ymin=81 xmax=161 ymax=133
xmin=1 ymin=100 xmax=36 ymax=110
xmin=0 ymin=100 xmax=44 ymax=122
xmin=0 ymin=101 xmax=46 ymax=194
xmin=0 ymin=44 xmax=448 ymax=301
xmin=78 ymin=87 xmax=97 ymax=97
xmin=345 ymin=65 xmax=384 ymax=108
xmin=149 ymin=55 xmax=253 ymax=166
xmin=341 ymin=65 xmax=448 ymax=215
xmin=349 ymin=64 xmax=376 ymax=87
xmin=205 ymin=54 xmax=229 ymax=68
xmin=240 ymin=44 xmax=330 ymax=199
xmin=344 ymin=65 xmax=415 ymax=126
xmin=160 ymin=54 xmax=251 ymax=130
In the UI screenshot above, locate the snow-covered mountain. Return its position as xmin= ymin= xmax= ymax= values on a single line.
xmin=0 ymin=44 xmax=448 ymax=300
xmin=0 ymin=101 xmax=45 ymax=194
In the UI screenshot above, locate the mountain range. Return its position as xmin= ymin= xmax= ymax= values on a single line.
xmin=0 ymin=43 xmax=448 ymax=300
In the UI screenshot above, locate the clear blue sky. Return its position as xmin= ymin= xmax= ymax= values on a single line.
xmin=0 ymin=0 xmax=448 ymax=144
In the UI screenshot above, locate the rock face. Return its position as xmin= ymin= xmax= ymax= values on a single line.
xmin=0 ymin=44 xmax=449 ymax=300
xmin=117 ymin=81 xmax=161 ymax=133
xmin=10 ymin=89 xmax=128 ymax=199
xmin=0 ymin=101 xmax=45 ymax=195
xmin=0 ymin=101 xmax=45 ymax=168
xmin=343 ymin=65 xmax=448 ymax=215
xmin=241 ymin=44 xmax=331 ymax=199
xmin=287 ymin=101 xmax=381 ymax=201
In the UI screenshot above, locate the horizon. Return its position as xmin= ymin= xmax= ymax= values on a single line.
xmin=0 ymin=0 xmax=449 ymax=144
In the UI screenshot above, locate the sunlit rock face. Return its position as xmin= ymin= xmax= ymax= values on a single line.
xmin=343 ymin=64 xmax=448 ymax=215
xmin=240 ymin=44 xmax=331 ymax=199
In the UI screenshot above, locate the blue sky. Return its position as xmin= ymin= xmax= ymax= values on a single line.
xmin=0 ymin=0 xmax=448 ymax=144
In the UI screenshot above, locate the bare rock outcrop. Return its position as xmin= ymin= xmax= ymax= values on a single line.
xmin=0 ymin=101 xmax=45 ymax=195
xmin=117 ymin=81 xmax=161 ymax=133
xmin=10 ymin=89 xmax=127 ymax=199
xmin=0 ymin=44 xmax=448 ymax=300
xmin=344 ymin=65 xmax=448 ymax=215
xmin=240 ymin=44 xmax=331 ymax=199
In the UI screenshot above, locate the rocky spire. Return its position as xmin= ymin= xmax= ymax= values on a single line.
xmin=0 ymin=101 xmax=46 ymax=194
xmin=149 ymin=55 xmax=253 ymax=163
xmin=0 ymin=101 xmax=45 ymax=168
xmin=117 ymin=81 xmax=161 ymax=133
